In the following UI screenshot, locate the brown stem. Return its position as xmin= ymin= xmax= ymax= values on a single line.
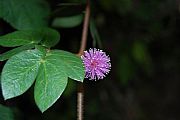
xmin=77 ymin=0 xmax=90 ymax=120
xmin=77 ymin=83 xmax=84 ymax=120
xmin=77 ymin=0 xmax=90 ymax=56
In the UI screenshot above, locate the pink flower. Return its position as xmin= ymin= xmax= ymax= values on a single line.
xmin=81 ymin=48 xmax=111 ymax=80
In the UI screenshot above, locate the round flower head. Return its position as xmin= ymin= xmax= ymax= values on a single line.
xmin=81 ymin=48 xmax=111 ymax=80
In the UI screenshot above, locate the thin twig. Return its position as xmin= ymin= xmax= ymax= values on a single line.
xmin=77 ymin=0 xmax=90 ymax=120
xmin=77 ymin=0 xmax=90 ymax=56
xmin=77 ymin=83 xmax=84 ymax=120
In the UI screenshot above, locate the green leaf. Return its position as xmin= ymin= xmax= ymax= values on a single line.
xmin=48 ymin=50 xmax=85 ymax=81
xmin=1 ymin=49 xmax=44 ymax=100
xmin=35 ymin=45 xmax=47 ymax=55
xmin=90 ymin=19 xmax=102 ymax=48
xmin=34 ymin=50 xmax=85 ymax=112
xmin=34 ymin=57 xmax=68 ymax=112
xmin=0 ymin=30 xmax=43 ymax=47
xmin=0 ymin=28 xmax=60 ymax=47
xmin=0 ymin=44 xmax=35 ymax=61
xmin=40 ymin=28 xmax=60 ymax=47
xmin=0 ymin=0 xmax=50 ymax=30
xmin=52 ymin=14 xmax=83 ymax=28
xmin=0 ymin=104 xmax=14 ymax=120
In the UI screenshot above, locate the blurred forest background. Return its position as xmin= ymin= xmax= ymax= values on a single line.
xmin=0 ymin=0 xmax=180 ymax=120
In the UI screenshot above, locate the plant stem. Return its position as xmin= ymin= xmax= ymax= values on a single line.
xmin=78 ymin=0 xmax=90 ymax=56
xmin=77 ymin=83 xmax=84 ymax=120
xmin=77 ymin=0 xmax=90 ymax=120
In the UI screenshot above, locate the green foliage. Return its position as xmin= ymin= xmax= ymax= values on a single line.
xmin=48 ymin=50 xmax=85 ymax=81
xmin=0 ymin=0 xmax=50 ymax=30
xmin=0 ymin=0 xmax=85 ymax=113
xmin=1 ymin=49 xmax=44 ymax=100
xmin=0 ymin=0 xmax=87 ymax=116
xmin=0 ymin=28 xmax=60 ymax=48
xmin=34 ymin=58 xmax=68 ymax=112
xmin=1 ymin=48 xmax=85 ymax=112
xmin=52 ymin=3 xmax=85 ymax=17
xmin=0 ymin=30 xmax=42 ymax=47
xmin=52 ymin=14 xmax=83 ymax=28
xmin=39 ymin=28 xmax=60 ymax=47
xmin=0 ymin=27 xmax=60 ymax=62
xmin=34 ymin=50 xmax=84 ymax=112
xmin=0 ymin=44 xmax=35 ymax=61
xmin=0 ymin=104 xmax=14 ymax=120
xmin=51 ymin=3 xmax=85 ymax=28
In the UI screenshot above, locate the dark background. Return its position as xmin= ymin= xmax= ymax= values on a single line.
xmin=1 ymin=0 xmax=180 ymax=120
